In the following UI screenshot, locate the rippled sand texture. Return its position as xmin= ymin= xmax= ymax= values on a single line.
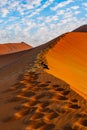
xmin=45 ymin=32 xmax=87 ymax=99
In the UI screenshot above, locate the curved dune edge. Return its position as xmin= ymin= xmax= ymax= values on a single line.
xmin=45 ymin=32 xmax=87 ymax=100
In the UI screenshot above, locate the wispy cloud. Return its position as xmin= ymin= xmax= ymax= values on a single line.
xmin=50 ymin=0 xmax=73 ymax=11
xmin=82 ymin=3 xmax=87 ymax=7
xmin=71 ymin=6 xmax=79 ymax=10
xmin=1 ymin=8 xmax=9 ymax=17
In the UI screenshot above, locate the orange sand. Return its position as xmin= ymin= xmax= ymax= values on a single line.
xmin=0 ymin=42 xmax=32 ymax=55
xmin=45 ymin=32 xmax=87 ymax=99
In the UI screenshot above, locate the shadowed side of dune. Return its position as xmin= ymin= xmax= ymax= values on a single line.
xmin=73 ymin=25 xmax=87 ymax=32
xmin=0 ymin=40 xmax=53 ymax=92
xmin=0 ymin=48 xmax=33 ymax=68
xmin=44 ymin=32 xmax=87 ymax=99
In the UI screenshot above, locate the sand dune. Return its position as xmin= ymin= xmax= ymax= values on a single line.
xmin=45 ymin=32 xmax=87 ymax=99
xmin=0 ymin=42 xmax=32 ymax=55
xmin=0 ymin=25 xmax=87 ymax=130
xmin=73 ymin=25 xmax=87 ymax=32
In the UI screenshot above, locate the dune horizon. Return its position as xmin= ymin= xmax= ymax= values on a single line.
xmin=0 ymin=42 xmax=32 ymax=55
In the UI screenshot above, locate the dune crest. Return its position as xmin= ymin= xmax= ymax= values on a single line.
xmin=45 ymin=32 xmax=87 ymax=99
xmin=0 ymin=42 xmax=32 ymax=55
xmin=73 ymin=25 xmax=87 ymax=32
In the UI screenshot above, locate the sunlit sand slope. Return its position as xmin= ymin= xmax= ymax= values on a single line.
xmin=45 ymin=32 xmax=87 ymax=99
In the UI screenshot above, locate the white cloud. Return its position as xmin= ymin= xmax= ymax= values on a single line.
xmin=17 ymin=0 xmax=42 ymax=14
xmin=44 ymin=15 xmax=59 ymax=23
xmin=26 ymin=0 xmax=54 ymax=18
xmin=82 ymin=3 xmax=87 ymax=7
xmin=0 ymin=19 xmax=3 ymax=24
xmin=40 ymin=0 xmax=54 ymax=9
xmin=26 ymin=0 xmax=42 ymax=7
xmin=71 ymin=6 xmax=79 ymax=10
xmin=0 ymin=0 xmax=8 ymax=7
xmin=85 ymin=14 xmax=87 ymax=17
xmin=74 ymin=11 xmax=80 ymax=15
xmin=1 ymin=8 xmax=9 ymax=17
xmin=50 ymin=0 xmax=73 ymax=11
xmin=8 ymin=1 xmax=19 ymax=9
xmin=63 ymin=11 xmax=73 ymax=18
xmin=57 ymin=10 xmax=65 ymax=15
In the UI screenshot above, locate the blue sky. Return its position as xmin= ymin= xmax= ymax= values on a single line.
xmin=0 ymin=0 xmax=87 ymax=46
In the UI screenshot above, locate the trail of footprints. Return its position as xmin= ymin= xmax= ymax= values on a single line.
xmin=2 ymin=71 xmax=87 ymax=130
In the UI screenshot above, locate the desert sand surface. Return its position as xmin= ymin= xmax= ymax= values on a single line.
xmin=0 ymin=42 xmax=32 ymax=55
xmin=0 ymin=26 xmax=87 ymax=130
xmin=45 ymin=32 xmax=87 ymax=99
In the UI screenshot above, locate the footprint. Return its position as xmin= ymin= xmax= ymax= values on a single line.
xmin=45 ymin=92 xmax=54 ymax=99
xmin=71 ymin=99 xmax=78 ymax=103
xmin=21 ymin=91 xmax=35 ymax=98
xmin=49 ymin=112 xmax=59 ymax=119
xmin=42 ymin=108 xmax=54 ymax=113
xmin=38 ymin=83 xmax=49 ymax=88
xmin=62 ymin=90 xmax=70 ymax=95
xmin=40 ymin=124 xmax=55 ymax=130
xmin=46 ymin=81 xmax=51 ymax=83
xmin=25 ymin=120 xmax=45 ymax=130
xmin=36 ymin=93 xmax=46 ymax=99
xmin=15 ymin=83 xmax=25 ymax=89
xmin=40 ymin=101 xmax=50 ymax=108
xmin=44 ymin=112 xmax=59 ymax=122
xmin=69 ymin=104 xmax=81 ymax=109
xmin=58 ymin=95 xmax=68 ymax=100
xmin=53 ymin=85 xmax=60 ymax=89
xmin=63 ymin=124 xmax=73 ymax=130
xmin=72 ymin=125 xmax=79 ymax=130
xmin=14 ymin=107 xmax=37 ymax=120
xmin=56 ymin=107 xmax=66 ymax=114
xmin=23 ymin=100 xmax=38 ymax=107
xmin=32 ymin=87 xmax=40 ymax=91
xmin=55 ymin=88 xmax=65 ymax=91
xmin=15 ymin=108 xmax=31 ymax=117
xmin=80 ymin=119 xmax=87 ymax=127
xmin=75 ymin=113 xmax=83 ymax=118
xmin=31 ymin=81 xmax=41 ymax=85
xmin=30 ymin=112 xmax=44 ymax=120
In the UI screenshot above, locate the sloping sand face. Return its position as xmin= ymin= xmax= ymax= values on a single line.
xmin=0 ymin=42 xmax=32 ymax=55
xmin=45 ymin=32 xmax=87 ymax=99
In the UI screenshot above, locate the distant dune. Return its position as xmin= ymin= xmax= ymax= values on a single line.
xmin=0 ymin=25 xmax=87 ymax=130
xmin=0 ymin=42 xmax=32 ymax=55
